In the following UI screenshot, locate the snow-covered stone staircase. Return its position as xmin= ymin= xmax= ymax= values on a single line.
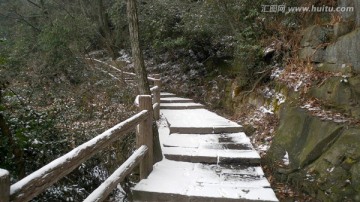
xmin=132 ymin=93 xmax=278 ymax=202
xmin=160 ymin=95 xmax=204 ymax=109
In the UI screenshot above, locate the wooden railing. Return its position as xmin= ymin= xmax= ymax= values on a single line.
xmin=85 ymin=58 xmax=160 ymax=120
xmin=0 ymin=74 xmax=162 ymax=202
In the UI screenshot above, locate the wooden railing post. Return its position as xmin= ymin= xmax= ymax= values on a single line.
xmin=137 ymin=95 xmax=153 ymax=179
xmin=0 ymin=169 xmax=10 ymax=202
xmin=153 ymin=74 xmax=161 ymax=120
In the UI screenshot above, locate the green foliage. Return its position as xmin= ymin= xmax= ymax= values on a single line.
xmin=0 ymin=56 xmax=6 ymax=65
xmin=36 ymin=14 xmax=97 ymax=84
xmin=0 ymin=39 xmax=7 ymax=65
xmin=0 ymin=88 xmax=67 ymax=181
xmin=157 ymin=37 xmax=187 ymax=50
xmin=0 ymin=1 xmax=137 ymax=201
xmin=137 ymin=0 xmax=277 ymax=85
xmin=138 ymin=0 xmax=185 ymax=52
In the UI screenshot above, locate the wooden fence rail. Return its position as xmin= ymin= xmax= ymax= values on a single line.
xmin=0 ymin=74 xmax=162 ymax=202
xmin=85 ymin=58 xmax=159 ymax=81
xmin=83 ymin=145 xmax=148 ymax=202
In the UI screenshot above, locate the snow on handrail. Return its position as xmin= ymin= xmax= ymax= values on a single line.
xmin=10 ymin=110 xmax=150 ymax=202
xmin=85 ymin=57 xmax=158 ymax=81
xmin=150 ymin=86 xmax=159 ymax=92
xmin=147 ymin=77 xmax=157 ymax=81
xmin=84 ymin=145 xmax=148 ymax=202
xmin=153 ymin=103 xmax=159 ymax=111
xmin=0 ymin=169 xmax=10 ymax=202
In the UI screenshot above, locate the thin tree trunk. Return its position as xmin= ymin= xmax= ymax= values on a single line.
xmin=126 ymin=0 xmax=162 ymax=165
xmin=98 ymin=0 xmax=118 ymax=59
xmin=126 ymin=0 xmax=151 ymax=95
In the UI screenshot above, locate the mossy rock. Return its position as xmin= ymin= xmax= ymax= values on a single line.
xmin=351 ymin=162 xmax=360 ymax=200
xmin=310 ymin=76 xmax=360 ymax=118
xmin=299 ymin=47 xmax=325 ymax=63
xmin=310 ymin=76 xmax=352 ymax=105
xmin=300 ymin=25 xmax=332 ymax=48
xmin=338 ymin=0 xmax=360 ymax=27
xmin=315 ymin=63 xmax=352 ymax=73
xmin=266 ymin=101 xmax=360 ymax=200
xmin=305 ymin=128 xmax=360 ymax=201
xmin=349 ymin=75 xmax=360 ymax=94
xmin=267 ymin=104 xmax=344 ymax=171
xmin=333 ymin=22 xmax=353 ymax=40
xmin=324 ymin=28 xmax=360 ymax=73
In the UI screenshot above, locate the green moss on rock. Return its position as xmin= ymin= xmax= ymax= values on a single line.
xmin=266 ymin=103 xmax=360 ymax=201
xmin=310 ymin=76 xmax=360 ymax=119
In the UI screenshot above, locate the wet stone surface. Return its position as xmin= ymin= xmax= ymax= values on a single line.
xmin=218 ymin=136 xmax=233 ymax=143
xmin=202 ymin=143 xmax=252 ymax=150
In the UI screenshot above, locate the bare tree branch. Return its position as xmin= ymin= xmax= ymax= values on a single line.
xmin=8 ymin=10 xmax=42 ymax=32
xmin=26 ymin=0 xmax=41 ymax=8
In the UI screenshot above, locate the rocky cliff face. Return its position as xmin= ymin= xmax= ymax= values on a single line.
xmin=266 ymin=0 xmax=360 ymax=200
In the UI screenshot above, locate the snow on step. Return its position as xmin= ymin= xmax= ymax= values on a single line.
xmin=160 ymin=102 xmax=204 ymax=109
xmin=132 ymin=160 xmax=278 ymax=202
xmin=136 ymin=94 xmax=279 ymax=201
xmin=163 ymin=147 xmax=260 ymax=165
xmin=160 ymin=92 xmax=176 ymax=98
xmin=161 ymin=97 xmax=194 ymax=103
xmin=162 ymin=133 xmax=259 ymax=164
xmin=163 ymin=133 xmax=252 ymax=148
xmin=162 ymin=109 xmax=243 ymax=134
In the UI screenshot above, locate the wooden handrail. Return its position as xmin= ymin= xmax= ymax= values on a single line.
xmin=152 ymin=74 xmax=161 ymax=120
xmin=0 ymin=169 xmax=10 ymax=202
xmin=153 ymin=102 xmax=160 ymax=110
xmin=150 ymin=86 xmax=159 ymax=92
xmin=1 ymin=71 xmax=162 ymax=202
xmin=10 ymin=110 xmax=149 ymax=202
xmin=147 ymin=77 xmax=158 ymax=81
xmin=85 ymin=58 xmax=158 ymax=81
xmin=83 ymin=145 xmax=148 ymax=202
xmin=137 ymin=95 xmax=153 ymax=179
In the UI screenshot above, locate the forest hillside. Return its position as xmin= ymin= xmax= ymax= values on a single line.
xmin=1 ymin=0 xmax=360 ymax=201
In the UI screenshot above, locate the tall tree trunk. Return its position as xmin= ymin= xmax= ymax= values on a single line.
xmin=126 ymin=0 xmax=151 ymax=95
xmin=126 ymin=0 xmax=162 ymax=167
xmin=98 ymin=0 xmax=118 ymax=59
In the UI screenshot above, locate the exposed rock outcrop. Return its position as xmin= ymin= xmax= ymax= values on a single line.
xmin=265 ymin=1 xmax=360 ymax=200
xmin=338 ymin=0 xmax=360 ymax=27
xmin=266 ymin=102 xmax=360 ymax=200
xmin=299 ymin=0 xmax=360 ymax=73
xmin=323 ymin=28 xmax=360 ymax=73
xmin=310 ymin=76 xmax=360 ymax=119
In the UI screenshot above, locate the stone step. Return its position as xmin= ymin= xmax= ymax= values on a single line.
xmin=132 ymin=160 xmax=278 ymax=202
xmin=144 ymin=94 xmax=278 ymax=201
xmin=164 ymin=142 xmax=253 ymax=150
xmin=161 ymin=97 xmax=194 ymax=103
xmin=160 ymin=103 xmax=204 ymax=109
xmin=163 ymin=147 xmax=260 ymax=165
xmin=162 ymin=109 xmax=243 ymax=134
xmin=160 ymin=92 xmax=176 ymax=98
xmin=169 ymin=126 xmax=243 ymax=134
xmin=163 ymin=133 xmax=253 ymax=149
